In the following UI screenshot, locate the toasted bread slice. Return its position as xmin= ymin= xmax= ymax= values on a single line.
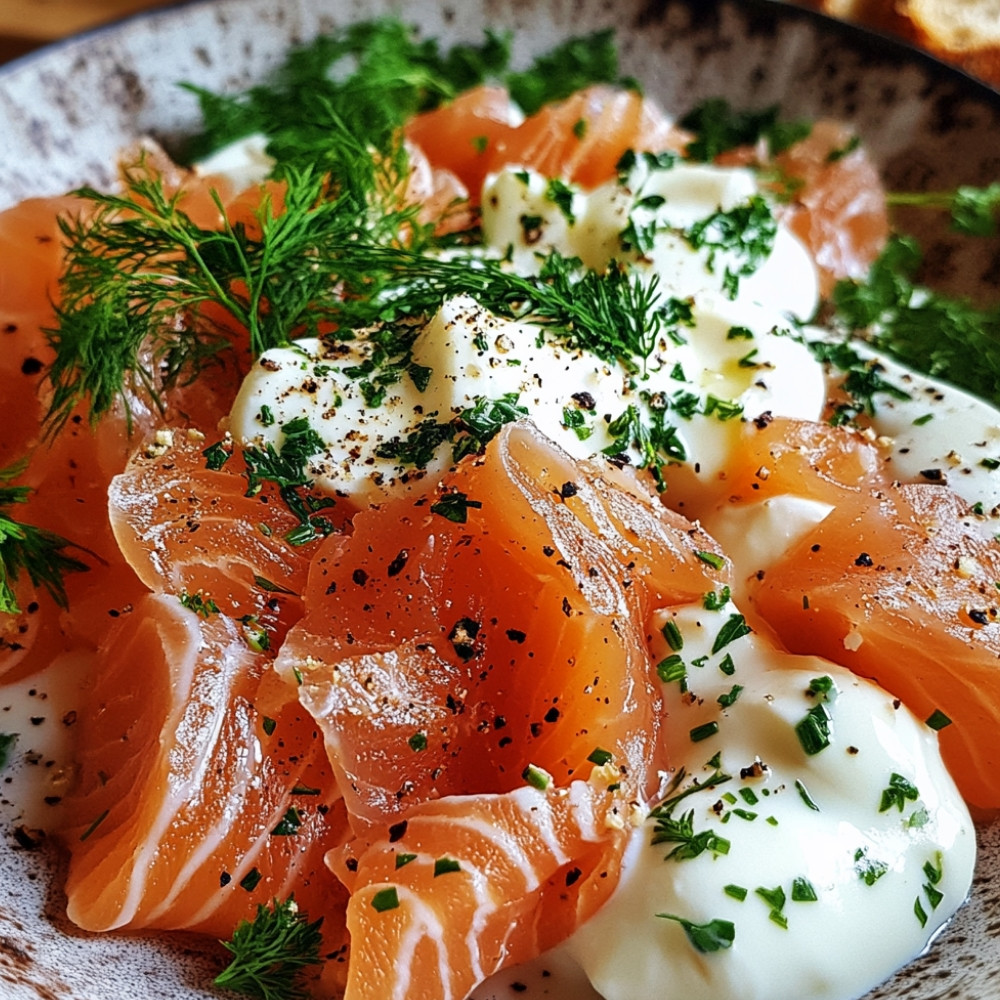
xmin=800 ymin=0 xmax=1000 ymax=87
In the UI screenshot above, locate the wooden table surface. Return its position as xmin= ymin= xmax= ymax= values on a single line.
xmin=0 ymin=0 xmax=177 ymax=63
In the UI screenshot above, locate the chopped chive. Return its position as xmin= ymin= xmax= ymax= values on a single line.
xmin=696 ymin=550 xmax=726 ymax=571
xmin=394 ymin=853 xmax=417 ymax=869
xmin=522 ymin=763 xmax=551 ymax=790
xmin=371 ymin=887 xmax=400 ymax=912
xmin=914 ymin=897 xmax=928 ymax=927
xmin=738 ymin=787 xmax=758 ymax=806
xmin=795 ymin=779 xmax=821 ymax=812
xmin=240 ymin=868 xmax=262 ymax=892
xmin=718 ymin=653 xmax=736 ymax=676
xmin=661 ymin=619 xmax=684 ymax=651
xmin=925 ymin=709 xmax=952 ymax=731
xmin=791 ymin=876 xmax=818 ymax=902
xmin=433 ymin=857 xmax=461 ymax=877
xmin=253 ymin=574 xmax=297 ymax=595
xmin=656 ymin=653 xmax=687 ymax=685
xmin=408 ymin=731 xmax=428 ymax=752
xmin=723 ymin=884 xmax=748 ymax=901
xmin=262 ymin=717 xmax=277 ymax=737
xmin=690 ymin=721 xmax=719 ymax=743
xmin=587 ymin=747 xmax=613 ymax=766
xmin=795 ymin=703 xmax=833 ymax=756
xmin=79 ymin=809 xmax=109 ymax=842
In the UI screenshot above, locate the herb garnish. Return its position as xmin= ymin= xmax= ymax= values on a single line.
xmin=215 ymin=897 xmax=323 ymax=1000
xmin=879 ymin=773 xmax=920 ymax=813
xmin=0 ymin=733 xmax=17 ymax=771
xmin=657 ymin=913 xmax=735 ymax=953
xmin=678 ymin=99 xmax=811 ymax=162
xmin=0 ymin=461 xmax=89 ymax=614
xmin=830 ymin=236 xmax=1000 ymax=408
xmin=651 ymin=808 xmax=731 ymax=862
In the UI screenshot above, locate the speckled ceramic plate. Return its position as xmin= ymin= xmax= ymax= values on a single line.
xmin=0 ymin=1 xmax=998 ymax=998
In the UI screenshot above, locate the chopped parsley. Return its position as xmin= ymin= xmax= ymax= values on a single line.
xmin=878 ymin=773 xmax=919 ymax=814
xmin=684 ymin=196 xmax=777 ymax=299
xmin=854 ymin=847 xmax=889 ymax=886
xmin=179 ymin=590 xmax=220 ymax=618
xmin=711 ymin=614 xmax=751 ymax=654
xmin=370 ymin=887 xmax=400 ymax=913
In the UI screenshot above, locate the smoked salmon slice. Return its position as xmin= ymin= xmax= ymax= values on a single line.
xmin=108 ymin=430 xmax=347 ymax=645
xmin=407 ymin=84 xmax=688 ymax=202
xmin=60 ymin=593 xmax=351 ymax=988
xmin=331 ymin=783 xmax=623 ymax=1000
xmin=750 ymin=481 xmax=1000 ymax=809
xmin=277 ymin=420 xmax=729 ymax=999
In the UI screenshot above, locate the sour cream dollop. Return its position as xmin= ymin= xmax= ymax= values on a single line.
xmin=563 ymin=603 xmax=975 ymax=1000
xmin=230 ymin=159 xmax=826 ymax=503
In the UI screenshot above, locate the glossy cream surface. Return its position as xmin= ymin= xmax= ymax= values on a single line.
xmin=230 ymin=160 xmax=825 ymax=501
xmin=565 ymin=604 xmax=975 ymax=1000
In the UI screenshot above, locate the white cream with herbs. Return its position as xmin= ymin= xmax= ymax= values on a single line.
xmin=229 ymin=158 xmax=826 ymax=501
xmin=564 ymin=603 xmax=975 ymax=1000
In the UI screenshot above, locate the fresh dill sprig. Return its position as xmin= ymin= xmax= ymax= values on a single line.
xmin=830 ymin=236 xmax=1000 ymax=407
xmin=887 ymin=182 xmax=1000 ymax=237
xmin=182 ymin=19 xmax=512 ymax=169
xmin=505 ymin=29 xmax=625 ymax=115
xmin=0 ymin=461 xmax=89 ymax=615
xmin=181 ymin=20 xmax=626 ymax=171
xmin=47 ymin=147 xmax=421 ymax=430
xmin=214 ymin=896 xmax=323 ymax=1000
xmin=333 ymin=247 xmax=668 ymax=376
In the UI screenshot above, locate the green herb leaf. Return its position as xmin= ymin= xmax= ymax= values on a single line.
xmin=657 ymin=913 xmax=735 ymax=953
xmin=830 ymin=236 xmax=1000 ymax=408
xmin=878 ymin=772 xmax=919 ymax=813
xmin=679 ymin=98 xmax=810 ymax=162
xmin=651 ymin=808 xmax=731 ymax=862
xmin=0 ymin=733 xmax=17 ymax=771
xmin=214 ymin=897 xmax=323 ymax=1000
xmin=0 ymin=463 xmax=90 ymax=614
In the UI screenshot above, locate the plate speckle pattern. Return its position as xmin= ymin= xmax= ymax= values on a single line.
xmin=0 ymin=1 xmax=998 ymax=998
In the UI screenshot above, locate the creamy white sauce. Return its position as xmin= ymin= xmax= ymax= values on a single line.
xmin=204 ymin=142 xmax=987 ymax=999
xmin=230 ymin=160 xmax=826 ymax=503
xmin=844 ymin=345 xmax=1000 ymax=512
xmin=565 ymin=604 xmax=975 ymax=1000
